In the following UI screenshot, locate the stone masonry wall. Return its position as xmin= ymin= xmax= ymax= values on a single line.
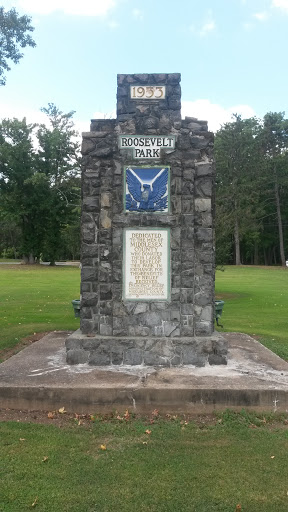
xmin=79 ymin=73 xmax=216 ymax=341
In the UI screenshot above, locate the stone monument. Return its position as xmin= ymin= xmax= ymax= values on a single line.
xmin=66 ymin=73 xmax=227 ymax=366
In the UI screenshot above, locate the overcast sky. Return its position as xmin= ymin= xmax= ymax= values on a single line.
xmin=1 ymin=0 xmax=288 ymax=135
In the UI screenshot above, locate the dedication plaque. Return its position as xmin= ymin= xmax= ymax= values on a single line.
xmin=123 ymin=228 xmax=170 ymax=300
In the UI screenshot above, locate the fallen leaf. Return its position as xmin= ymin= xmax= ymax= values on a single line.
xmin=78 ymin=420 xmax=84 ymax=426
xmin=90 ymin=415 xmax=95 ymax=421
xmin=152 ymin=409 xmax=159 ymax=417
xmin=47 ymin=412 xmax=55 ymax=419
xmin=142 ymin=441 xmax=148 ymax=445
xmin=116 ymin=415 xmax=123 ymax=421
xmin=31 ymin=496 xmax=38 ymax=507
xmin=145 ymin=429 xmax=152 ymax=435
xmin=58 ymin=407 xmax=66 ymax=414
xmin=20 ymin=438 xmax=26 ymax=441
xmin=42 ymin=456 xmax=48 ymax=463
xmin=271 ymin=455 xmax=275 ymax=459
xmin=100 ymin=444 xmax=106 ymax=451
xmin=124 ymin=409 xmax=130 ymax=420
xmin=235 ymin=505 xmax=241 ymax=511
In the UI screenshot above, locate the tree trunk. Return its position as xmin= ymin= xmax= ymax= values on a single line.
xmin=234 ymin=217 xmax=241 ymax=265
xmin=28 ymin=253 xmax=35 ymax=264
xmin=254 ymin=242 xmax=259 ymax=265
xmin=273 ymin=246 xmax=277 ymax=265
xmin=274 ymin=170 xmax=286 ymax=266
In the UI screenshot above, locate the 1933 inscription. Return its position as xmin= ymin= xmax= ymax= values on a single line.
xmin=124 ymin=229 xmax=169 ymax=300
xmin=130 ymin=86 xmax=166 ymax=99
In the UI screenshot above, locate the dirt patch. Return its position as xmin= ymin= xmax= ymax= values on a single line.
xmin=0 ymin=408 xmax=220 ymax=427
xmin=1 ymin=408 xmax=287 ymax=431
xmin=0 ymin=408 xmax=88 ymax=427
xmin=0 ymin=332 xmax=50 ymax=362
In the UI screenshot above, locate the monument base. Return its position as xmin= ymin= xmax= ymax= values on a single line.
xmin=65 ymin=330 xmax=227 ymax=367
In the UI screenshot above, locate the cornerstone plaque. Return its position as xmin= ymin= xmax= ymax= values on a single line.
xmin=123 ymin=228 xmax=170 ymax=300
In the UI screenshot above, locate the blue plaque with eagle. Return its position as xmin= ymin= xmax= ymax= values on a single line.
xmin=125 ymin=166 xmax=169 ymax=212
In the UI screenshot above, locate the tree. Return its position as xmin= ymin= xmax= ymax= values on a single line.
xmin=0 ymin=106 xmax=81 ymax=264
xmin=36 ymin=104 xmax=81 ymax=264
xmin=260 ymin=112 xmax=288 ymax=267
xmin=0 ymin=6 xmax=36 ymax=86
xmin=0 ymin=117 xmax=50 ymax=262
xmin=215 ymin=115 xmax=264 ymax=265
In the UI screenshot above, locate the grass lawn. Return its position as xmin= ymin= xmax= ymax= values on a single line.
xmin=1 ymin=410 xmax=288 ymax=512
xmin=215 ymin=265 xmax=288 ymax=361
xmin=0 ymin=265 xmax=80 ymax=359
xmin=0 ymin=264 xmax=288 ymax=361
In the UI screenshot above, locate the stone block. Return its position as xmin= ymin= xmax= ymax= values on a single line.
xmin=99 ymin=284 xmax=112 ymax=301
xmin=195 ymin=198 xmax=211 ymax=212
xmin=128 ymin=326 xmax=150 ymax=336
xmin=101 ymin=192 xmax=112 ymax=207
xmin=208 ymin=354 xmax=227 ymax=365
xmin=181 ymin=304 xmax=194 ymax=315
xmin=81 ymin=292 xmax=98 ymax=307
xmin=66 ymin=349 xmax=89 ymax=365
xmin=124 ymin=348 xmax=143 ymax=365
xmin=134 ymin=303 xmax=149 ymax=315
xmin=163 ymin=322 xmax=179 ymax=337
xmin=99 ymin=324 xmax=113 ymax=336
xmin=195 ymin=321 xmax=213 ymax=336
xmin=181 ymin=347 xmax=206 ymax=367
xmin=143 ymin=352 xmax=170 ymax=366
xmin=100 ymin=210 xmax=112 ymax=229
xmin=82 ymin=338 xmax=101 ymax=350
xmin=180 ymin=289 xmax=194 ymax=303
xmin=82 ymin=267 xmax=97 ymax=282
xmin=111 ymin=346 xmax=124 ymax=365
xmin=66 ymin=337 xmax=83 ymax=350
xmin=89 ymin=349 xmax=111 ymax=365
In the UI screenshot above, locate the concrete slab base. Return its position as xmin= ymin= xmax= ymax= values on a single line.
xmin=1 ymin=331 xmax=288 ymax=414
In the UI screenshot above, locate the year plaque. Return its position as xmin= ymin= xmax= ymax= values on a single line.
xmin=123 ymin=228 xmax=170 ymax=300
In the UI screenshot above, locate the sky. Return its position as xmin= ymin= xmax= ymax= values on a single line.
xmin=1 ymin=0 xmax=288 ymax=136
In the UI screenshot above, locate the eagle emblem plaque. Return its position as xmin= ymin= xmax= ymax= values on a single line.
xmin=124 ymin=166 xmax=169 ymax=213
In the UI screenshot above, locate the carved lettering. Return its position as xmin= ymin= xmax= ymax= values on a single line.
xmin=119 ymin=135 xmax=175 ymax=159
xmin=124 ymin=229 xmax=169 ymax=300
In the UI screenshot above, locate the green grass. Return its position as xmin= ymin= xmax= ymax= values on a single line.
xmin=0 ymin=265 xmax=80 ymax=356
xmin=215 ymin=266 xmax=288 ymax=360
xmin=1 ymin=264 xmax=288 ymax=361
xmin=1 ymin=411 xmax=288 ymax=511
xmin=0 ymin=258 xmax=22 ymax=263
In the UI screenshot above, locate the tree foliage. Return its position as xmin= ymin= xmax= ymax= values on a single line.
xmin=215 ymin=113 xmax=288 ymax=266
xmin=0 ymin=106 xmax=81 ymax=263
xmin=0 ymin=6 xmax=36 ymax=85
